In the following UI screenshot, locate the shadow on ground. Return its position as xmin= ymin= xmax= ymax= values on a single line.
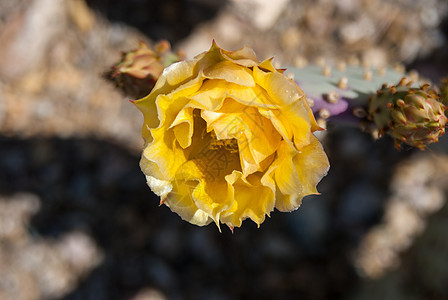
xmin=0 ymin=129 xmax=412 ymax=299
xmin=85 ymin=0 xmax=228 ymax=44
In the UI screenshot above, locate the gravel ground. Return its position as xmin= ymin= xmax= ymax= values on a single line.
xmin=1 ymin=0 xmax=448 ymax=299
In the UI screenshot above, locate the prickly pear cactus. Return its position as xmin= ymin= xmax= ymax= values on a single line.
xmin=286 ymin=63 xmax=447 ymax=149
xmin=286 ymin=64 xmax=408 ymax=126
xmin=368 ymin=79 xmax=447 ymax=149
xmin=107 ymin=40 xmax=183 ymax=99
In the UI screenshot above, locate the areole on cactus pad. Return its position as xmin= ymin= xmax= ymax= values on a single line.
xmin=287 ymin=63 xmax=447 ymax=150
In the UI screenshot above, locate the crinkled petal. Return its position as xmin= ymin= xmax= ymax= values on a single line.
xmin=202 ymin=103 xmax=281 ymax=165
xmin=165 ymin=178 xmax=212 ymax=226
xmin=156 ymin=75 xmax=203 ymax=128
xmin=273 ymin=136 xmax=329 ymax=211
xmin=293 ymin=135 xmax=330 ymax=195
xmin=152 ymin=60 xmax=199 ymax=95
xmin=143 ymin=126 xmax=189 ymax=180
xmin=220 ymin=43 xmax=259 ymax=67
xmin=191 ymin=80 xmax=278 ymax=110
xmin=259 ymin=100 xmax=314 ymax=149
xmin=170 ymin=107 xmax=194 ymax=149
xmin=201 ymin=110 xmax=260 ymax=176
xmin=258 ymin=58 xmax=277 ymax=73
xmin=204 ymin=61 xmax=255 ymax=87
xmin=176 ymin=155 xmax=239 ymax=226
xmin=220 ymin=171 xmax=275 ymax=227
xmin=273 ymin=140 xmax=304 ymax=202
xmin=253 ymin=66 xmax=304 ymax=106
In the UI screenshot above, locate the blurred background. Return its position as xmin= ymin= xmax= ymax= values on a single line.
xmin=1 ymin=0 xmax=448 ymax=299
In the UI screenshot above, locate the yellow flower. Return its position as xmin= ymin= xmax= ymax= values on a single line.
xmin=133 ymin=42 xmax=329 ymax=229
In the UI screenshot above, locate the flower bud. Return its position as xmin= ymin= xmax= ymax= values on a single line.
xmin=107 ymin=40 xmax=183 ymax=99
xmin=368 ymin=79 xmax=447 ymax=149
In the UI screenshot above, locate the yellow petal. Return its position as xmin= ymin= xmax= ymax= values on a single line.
xmin=170 ymin=107 xmax=194 ymax=149
xmin=239 ymin=106 xmax=282 ymax=163
xmin=156 ymin=75 xmax=203 ymax=127
xmin=284 ymin=101 xmax=313 ymax=149
xmin=293 ymin=135 xmax=330 ymax=195
xmin=194 ymin=41 xmax=225 ymax=69
xmin=273 ymin=141 xmax=304 ymax=202
xmin=202 ymin=102 xmax=281 ymax=164
xmin=237 ymin=134 xmax=260 ymax=176
xmin=133 ymin=73 xmax=203 ymax=141
xmin=191 ymin=79 xmax=278 ymax=110
xmin=220 ymin=171 xmax=275 ymax=227
xmin=200 ymin=109 xmax=244 ymax=139
xmin=200 ymin=110 xmax=260 ymax=175
xmin=258 ymin=58 xmax=277 ymax=73
xmin=259 ymin=100 xmax=313 ymax=149
xmin=253 ymin=66 xmax=304 ymax=106
xmin=165 ymin=178 xmax=212 ymax=226
xmin=220 ymin=44 xmax=259 ymax=67
xmin=204 ymin=61 xmax=255 ymax=87
xmin=273 ymin=136 xmax=329 ymax=211
xmin=143 ymin=126 xmax=189 ymax=180
xmin=176 ymin=156 xmax=239 ymax=226
xmin=190 ymin=80 xmax=229 ymax=111
xmin=152 ymin=60 xmax=198 ymax=94
xmin=140 ymin=154 xmax=165 ymax=181
xmin=133 ymin=61 xmax=197 ymax=135
xmin=192 ymin=179 xmax=233 ymax=226
xmin=132 ymin=98 xmax=159 ymax=141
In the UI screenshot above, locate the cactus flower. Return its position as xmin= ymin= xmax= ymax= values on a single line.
xmin=133 ymin=42 xmax=329 ymax=229
xmin=368 ymin=79 xmax=447 ymax=149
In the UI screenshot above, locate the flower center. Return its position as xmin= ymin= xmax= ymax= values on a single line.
xmin=208 ymin=131 xmax=239 ymax=154
xmin=186 ymin=110 xmax=242 ymax=180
